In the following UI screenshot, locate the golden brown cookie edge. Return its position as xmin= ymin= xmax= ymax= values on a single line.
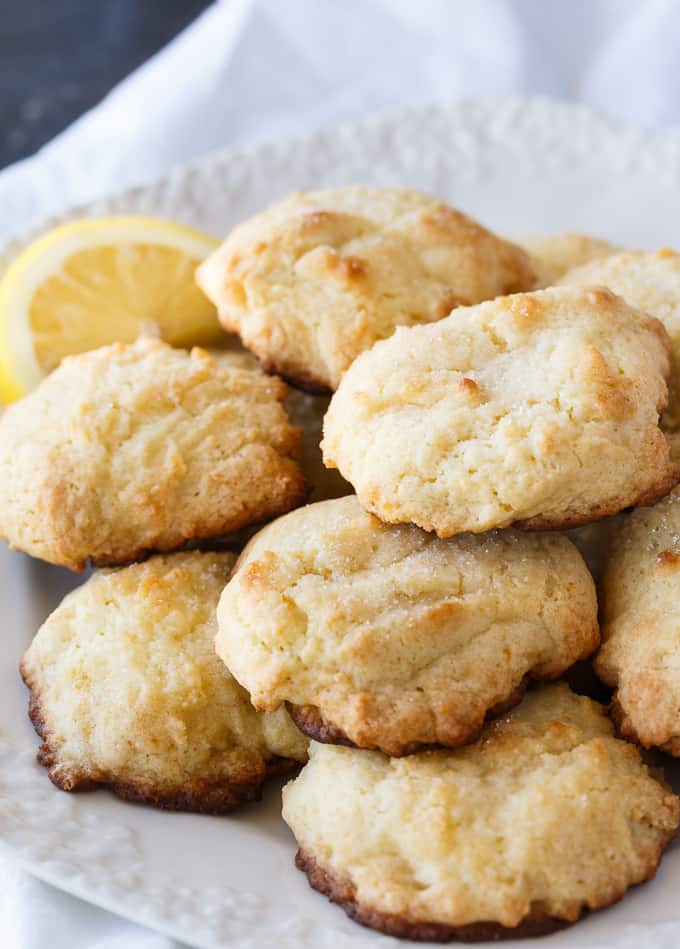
xmin=607 ymin=693 xmax=680 ymax=758
xmin=294 ymin=848 xmax=571 ymax=942
xmin=84 ymin=471 xmax=311 ymax=569
xmin=21 ymin=662 xmax=301 ymax=814
xmin=516 ymin=464 xmax=680 ymax=532
xmin=355 ymin=465 xmax=678 ymax=537
xmin=286 ymin=681 xmax=530 ymax=757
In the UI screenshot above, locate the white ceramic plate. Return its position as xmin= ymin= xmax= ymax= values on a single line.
xmin=2 ymin=96 xmax=680 ymax=949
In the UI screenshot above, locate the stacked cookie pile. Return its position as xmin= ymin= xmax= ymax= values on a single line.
xmin=5 ymin=187 xmax=680 ymax=941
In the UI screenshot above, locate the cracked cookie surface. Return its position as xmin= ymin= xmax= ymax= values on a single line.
xmin=323 ymin=286 xmax=677 ymax=536
xmin=216 ymin=497 xmax=598 ymax=755
xmin=21 ymin=551 xmax=308 ymax=812
xmin=282 ymin=684 xmax=679 ymax=937
xmin=560 ymin=248 xmax=680 ymax=457
xmin=196 ymin=186 xmax=534 ymax=391
xmin=596 ymin=486 xmax=680 ymax=754
xmin=0 ymin=337 xmax=308 ymax=569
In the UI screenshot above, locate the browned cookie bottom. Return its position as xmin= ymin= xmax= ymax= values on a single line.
xmin=294 ymin=848 xmax=570 ymax=942
xmin=259 ymin=354 xmax=332 ymax=396
xmin=102 ymin=755 xmax=300 ymax=814
xmin=22 ymin=666 xmax=299 ymax=814
xmin=286 ymin=681 xmax=529 ymax=757
xmin=286 ymin=703 xmax=363 ymax=750
xmin=518 ymin=468 xmax=680 ymax=532
xmin=607 ymin=694 xmax=680 ymax=758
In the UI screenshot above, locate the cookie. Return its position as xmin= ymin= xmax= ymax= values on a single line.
xmin=212 ymin=348 xmax=350 ymax=501
xmin=20 ymin=551 xmax=308 ymax=812
xmin=215 ymin=496 xmax=598 ymax=756
xmin=196 ymin=187 xmax=534 ymax=391
xmin=517 ymin=232 xmax=620 ymax=287
xmin=559 ymin=249 xmax=680 ymax=337
xmin=0 ymin=337 xmax=308 ymax=570
xmin=282 ymin=684 xmax=679 ymax=939
xmin=596 ymin=487 xmax=680 ymax=754
xmin=560 ymin=248 xmax=680 ymax=452
xmin=323 ymin=286 xmax=677 ymax=536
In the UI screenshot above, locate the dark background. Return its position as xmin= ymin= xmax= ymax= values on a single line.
xmin=1 ymin=0 xmax=212 ymax=169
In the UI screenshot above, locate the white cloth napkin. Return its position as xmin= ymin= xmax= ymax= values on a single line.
xmin=3 ymin=0 xmax=680 ymax=246
xmin=3 ymin=0 xmax=680 ymax=945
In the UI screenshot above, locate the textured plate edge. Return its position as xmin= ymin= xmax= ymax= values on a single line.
xmin=0 ymin=836 xmax=208 ymax=949
xmin=3 ymin=93 xmax=680 ymax=270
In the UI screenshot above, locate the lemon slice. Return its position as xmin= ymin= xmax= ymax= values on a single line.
xmin=0 ymin=216 xmax=222 ymax=402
